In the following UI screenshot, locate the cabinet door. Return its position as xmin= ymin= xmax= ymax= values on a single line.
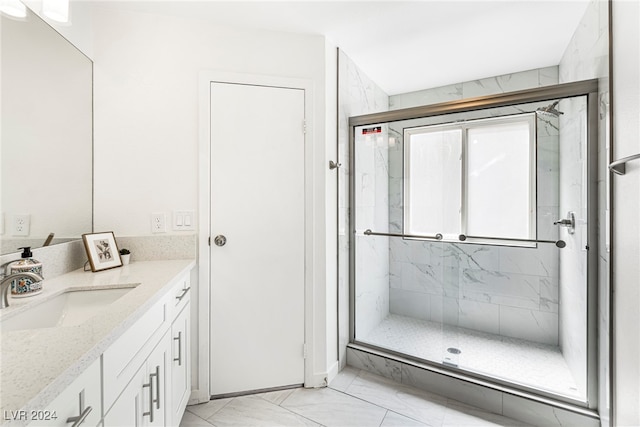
xmin=170 ymin=302 xmax=191 ymax=426
xmin=103 ymin=365 xmax=145 ymax=427
xmin=104 ymin=333 xmax=170 ymax=427
xmin=30 ymin=358 xmax=101 ymax=427
xmin=145 ymin=332 xmax=169 ymax=427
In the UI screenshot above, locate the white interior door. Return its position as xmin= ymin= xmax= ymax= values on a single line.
xmin=209 ymin=82 xmax=305 ymax=396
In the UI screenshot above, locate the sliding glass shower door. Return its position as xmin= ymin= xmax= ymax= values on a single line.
xmin=350 ymin=83 xmax=598 ymax=406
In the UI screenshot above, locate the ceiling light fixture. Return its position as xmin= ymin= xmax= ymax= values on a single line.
xmin=42 ymin=0 xmax=68 ymax=23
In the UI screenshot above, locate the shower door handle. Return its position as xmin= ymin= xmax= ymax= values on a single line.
xmin=554 ymin=211 xmax=575 ymax=234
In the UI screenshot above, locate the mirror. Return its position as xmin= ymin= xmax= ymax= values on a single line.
xmin=1 ymin=4 xmax=93 ymax=254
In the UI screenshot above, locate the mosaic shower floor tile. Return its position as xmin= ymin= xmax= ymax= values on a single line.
xmin=361 ymin=314 xmax=582 ymax=399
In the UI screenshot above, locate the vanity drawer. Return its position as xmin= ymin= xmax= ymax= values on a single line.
xmin=169 ymin=272 xmax=191 ymax=319
xmin=29 ymin=358 xmax=101 ymax=427
xmin=102 ymin=296 xmax=169 ymax=412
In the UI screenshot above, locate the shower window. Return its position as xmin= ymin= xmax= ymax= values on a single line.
xmin=404 ymin=113 xmax=536 ymax=244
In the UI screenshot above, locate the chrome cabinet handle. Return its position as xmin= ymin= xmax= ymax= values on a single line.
xmin=142 ymin=373 xmax=155 ymax=422
xmin=175 ymin=287 xmax=190 ymax=301
xmin=67 ymin=407 xmax=92 ymax=427
xmin=173 ymin=331 xmax=182 ymax=366
xmin=66 ymin=390 xmax=92 ymax=427
xmin=152 ymin=365 xmax=160 ymax=410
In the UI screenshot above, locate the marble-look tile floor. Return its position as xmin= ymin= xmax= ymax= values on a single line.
xmin=361 ymin=314 xmax=581 ymax=399
xmin=180 ymin=367 xmax=531 ymax=427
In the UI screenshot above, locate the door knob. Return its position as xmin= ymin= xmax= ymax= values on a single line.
xmin=214 ymin=235 xmax=227 ymax=246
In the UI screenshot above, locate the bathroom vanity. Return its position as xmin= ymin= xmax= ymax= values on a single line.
xmin=0 ymin=259 xmax=194 ymax=426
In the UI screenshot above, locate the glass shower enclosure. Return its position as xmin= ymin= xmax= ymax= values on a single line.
xmin=349 ymin=80 xmax=599 ymax=408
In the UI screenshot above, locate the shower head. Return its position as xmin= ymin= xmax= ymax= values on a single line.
xmin=536 ymin=100 xmax=564 ymax=117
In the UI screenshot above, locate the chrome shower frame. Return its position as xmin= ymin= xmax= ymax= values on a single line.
xmin=348 ymin=79 xmax=601 ymax=414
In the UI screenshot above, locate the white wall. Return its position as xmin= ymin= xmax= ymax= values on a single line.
xmin=611 ymin=1 xmax=640 ymax=425
xmin=90 ymin=4 xmax=336 ymax=392
xmin=91 ymin=6 xmax=325 ymax=235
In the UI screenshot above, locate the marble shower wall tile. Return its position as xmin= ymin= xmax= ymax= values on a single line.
xmin=499 ymin=305 xmax=559 ymax=345
xmin=346 ymin=347 xmax=402 ymax=382
xmin=460 ymin=269 xmax=541 ymax=311
xmin=339 ymin=50 xmax=391 ymax=350
xmin=389 ymin=67 xmax=558 ymax=111
xmin=499 ymin=245 xmax=558 ymax=278
xmin=502 ymin=394 xmax=599 ymax=427
xmin=401 ymin=364 xmax=503 ymax=415
xmin=389 ymin=83 xmax=462 ymax=110
xmin=457 ymin=299 xmax=501 ymax=335
xmin=462 ymin=69 xmax=542 ymax=99
xmin=389 ymin=288 xmax=430 ymax=321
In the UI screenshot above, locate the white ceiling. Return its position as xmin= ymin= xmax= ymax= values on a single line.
xmin=88 ymin=1 xmax=591 ymax=95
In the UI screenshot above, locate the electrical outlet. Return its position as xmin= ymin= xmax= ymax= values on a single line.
xmin=13 ymin=214 xmax=30 ymax=236
xmin=151 ymin=212 xmax=166 ymax=233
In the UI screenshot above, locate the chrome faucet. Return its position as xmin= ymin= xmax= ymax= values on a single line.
xmin=0 ymin=272 xmax=44 ymax=309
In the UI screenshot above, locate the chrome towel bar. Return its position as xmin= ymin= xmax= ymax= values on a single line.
xmin=459 ymin=234 xmax=566 ymax=248
xmin=363 ymin=229 xmax=443 ymax=241
xmin=361 ymin=229 xmax=566 ymax=248
xmin=609 ymin=153 xmax=640 ymax=175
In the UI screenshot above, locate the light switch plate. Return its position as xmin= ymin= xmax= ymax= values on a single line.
xmin=173 ymin=211 xmax=195 ymax=231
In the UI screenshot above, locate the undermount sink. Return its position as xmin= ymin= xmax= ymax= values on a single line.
xmin=1 ymin=287 xmax=136 ymax=332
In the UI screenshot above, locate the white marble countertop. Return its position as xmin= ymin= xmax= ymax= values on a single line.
xmin=0 ymin=259 xmax=195 ymax=425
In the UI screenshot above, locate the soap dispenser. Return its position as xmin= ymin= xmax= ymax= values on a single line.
xmin=7 ymin=247 xmax=44 ymax=297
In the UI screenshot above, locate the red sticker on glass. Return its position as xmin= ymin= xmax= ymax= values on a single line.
xmin=362 ymin=126 xmax=382 ymax=134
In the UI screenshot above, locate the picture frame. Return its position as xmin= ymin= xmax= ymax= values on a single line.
xmin=82 ymin=231 xmax=123 ymax=272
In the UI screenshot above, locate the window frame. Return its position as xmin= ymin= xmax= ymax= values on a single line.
xmin=403 ymin=113 xmax=537 ymax=247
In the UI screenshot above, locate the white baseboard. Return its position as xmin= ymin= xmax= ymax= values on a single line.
xmin=187 ymin=389 xmax=211 ymax=405
xmin=326 ymin=360 xmax=340 ymax=386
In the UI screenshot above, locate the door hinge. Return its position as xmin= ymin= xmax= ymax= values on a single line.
xmin=303 ymin=120 xmax=307 ymax=134
xmin=303 ymin=343 xmax=308 ymax=359
xmin=208 ymin=236 xmax=211 ymax=246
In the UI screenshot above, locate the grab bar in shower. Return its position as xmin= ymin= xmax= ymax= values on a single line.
xmin=363 ymin=229 xmax=443 ymax=241
xmin=458 ymin=234 xmax=566 ymax=248
xmin=609 ymin=153 xmax=640 ymax=175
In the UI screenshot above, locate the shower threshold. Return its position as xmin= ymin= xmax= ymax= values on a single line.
xmin=360 ymin=314 xmax=583 ymax=400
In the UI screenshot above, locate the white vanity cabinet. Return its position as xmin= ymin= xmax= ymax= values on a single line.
xmin=29 ymin=358 xmax=101 ymax=427
xmin=3 ymin=261 xmax=196 ymax=427
xmin=101 ymin=270 xmax=192 ymax=427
